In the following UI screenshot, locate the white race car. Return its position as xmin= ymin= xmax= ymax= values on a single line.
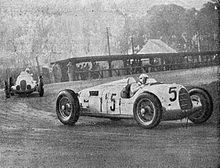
xmin=4 ymin=71 xmax=44 ymax=98
xmin=56 ymin=77 xmax=213 ymax=129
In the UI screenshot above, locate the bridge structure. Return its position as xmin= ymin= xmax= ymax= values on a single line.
xmin=51 ymin=51 xmax=220 ymax=82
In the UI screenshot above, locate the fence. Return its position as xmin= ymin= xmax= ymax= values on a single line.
xmin=51 ymin=51 xmax=219 ymax=81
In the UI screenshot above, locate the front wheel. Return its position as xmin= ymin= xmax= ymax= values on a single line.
xmin=188 ymin=87 xmax=213 ymax=124
xmin=133 ymin=93 xmax=162 ymax=129
xmin=38 ymin=76 xmax=44 ymax=97
xmin=56 ymin=89 xmax=80 ymax=125
xmin=4 ymin=80 xmax=10 ymax=98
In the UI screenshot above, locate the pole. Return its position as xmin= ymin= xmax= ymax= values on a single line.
xmin=35 ymin=56 xmax=41 ymax=76
xmin=131 ymin=36 xmax=134 ymax=54
xmin=106 ymin=27 xmax=111 ymax=56
xmin=106 ymin=27 xmax=112 ymax=77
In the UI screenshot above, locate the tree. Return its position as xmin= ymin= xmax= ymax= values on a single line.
xmin=196 ymin=1 xmax=219 ymax=50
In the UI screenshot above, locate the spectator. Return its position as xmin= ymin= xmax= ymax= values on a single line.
xmin=81 ymin=63 xmax=87 ymax=80
xmin=49 ymin=65 xmax=55 ymax=83
xmin=52 ymin=64 xmax=62 ymax=83
xmin=67 ymin=61 xmax=74 ymax=81
xmin=85 ymin=63 xmax=90 ymax=70
xmin=78 ymin=64 xmax=82 ymax=80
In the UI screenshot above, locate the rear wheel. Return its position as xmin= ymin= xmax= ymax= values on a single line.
xmin=188 ymin=88 xmax=213 ymax=124
xmin=9 ymin=77 xmax=14 ymax=96
xmin=56 ymin=89 xmax=80 ymax=125
xmin=133 ymin=93 xmax=162 ymax=129
xmin=38 ymin=76 xmax=44 ymax=97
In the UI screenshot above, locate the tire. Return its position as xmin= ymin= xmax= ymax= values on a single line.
xmin=39 ymin=85 xmax=44 ymax=97
xmin=9 ymin=77 xmax=14 ymax=96
xmin=56 ymin=89 xmax=80 ymax=125
xmin=9 ymin=77 xmax=14 ymax=86
xmin=4 ymin=80 xmax=10 ymax=98
xmin=188 ymin=87 xmax=213 ymax=124
xmin=38 ymin=76 xmax=44 ymax=97
xmin=133 ymin=93 xmax=162 ymax=129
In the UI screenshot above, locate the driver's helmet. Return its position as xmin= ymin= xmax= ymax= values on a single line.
xmin=138 ymin=74 xmax=149 ymax=84
xmin=25 ymin=68 xmax=30 ymax=73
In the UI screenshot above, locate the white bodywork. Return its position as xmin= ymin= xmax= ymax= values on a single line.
xmin=78 ymin=77 xmax=200 ymax=120
xmin=11 ymin=71 xmax=37 ymax=91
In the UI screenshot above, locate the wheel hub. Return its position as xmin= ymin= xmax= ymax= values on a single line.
xmin=140 ymin=108 xmax=145 ymax=114
xmin=61 ymin=103 xmax=71 ymax=111
xmin=66 ymin=103 xmax=71 ymax=109
xmin=140 ymin=106 xmax=151 ymax=116
xmin=61 ymin=105 xmax=65 ymax=110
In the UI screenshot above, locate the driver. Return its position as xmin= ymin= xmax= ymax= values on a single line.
xmin=17 ymin=67 xmax=34 ymax=84
xmin=130 ymin=74 xmax=149 ymax=97
xmin=25 ymin=68 xmax=30 ymax=74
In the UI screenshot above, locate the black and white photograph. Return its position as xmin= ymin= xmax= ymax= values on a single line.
xmin=0 ymin=0 xmax=219 ymax=167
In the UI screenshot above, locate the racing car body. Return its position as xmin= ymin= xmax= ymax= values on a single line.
xmin=56 ymin=77 xmax=213 ymax=128
xmin=5 ymin=71 xmax=44 ymax=98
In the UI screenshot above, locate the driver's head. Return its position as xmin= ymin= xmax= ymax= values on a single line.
xmin=25 ymin=68 xmax=30 ymax=73
xmin=139 ymin=74 xmax=149 ymax=84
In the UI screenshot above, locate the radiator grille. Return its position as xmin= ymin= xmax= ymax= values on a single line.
xmin=179 ymin=88 xmax=192 ymax=110
xmin=20 ymin=80 xmax=27 ymax=91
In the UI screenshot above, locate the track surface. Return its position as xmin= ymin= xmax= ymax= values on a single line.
xmin=0 ymin=66 xmax=219 ymax=168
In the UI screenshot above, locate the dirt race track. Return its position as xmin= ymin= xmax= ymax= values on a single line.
xmin=0 ymin=66 xmax=219 ymax=168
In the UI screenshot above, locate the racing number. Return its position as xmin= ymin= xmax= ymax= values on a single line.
xmin=169 ymin=87 xmax=177 ymax=102
xmin=110 ymin=93 xmax=116 ymax=111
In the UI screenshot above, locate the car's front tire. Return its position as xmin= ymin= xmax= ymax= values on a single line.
xmin=38 ymin=76 xmax=44 ymax=97
xmin=4 ymin=80 xmax=10 ymax=98
xmin=56 ymin=89 xmax=80 ymax=125
xmin=188 ymin=87 xmax=213 ymax=124
xmin=133 ymin=93 xmax=162 ymax=129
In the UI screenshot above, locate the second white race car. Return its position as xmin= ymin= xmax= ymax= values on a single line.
xmin=5 ymin=71 xmax=44 ymax=98
xmin=56 ymin=76 xmax=213 ymax=129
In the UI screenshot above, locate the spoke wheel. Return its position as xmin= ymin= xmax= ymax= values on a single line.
xmin=56 ymin=90 xmax=80 ymax=125
xmin=190 ymin=94 xmax=205 ymax=120
xmin=38 ymin=77 xmax=44 ymax=97
xmin=188 ymin=88 xmax=213 ymax=124
xmin=136 ymin=98 xmax=156 ymax=125
xmin=59 ymin=97 xmax=72 ymax=119
xmin=133 ymin=93 xmax=162 ymax=129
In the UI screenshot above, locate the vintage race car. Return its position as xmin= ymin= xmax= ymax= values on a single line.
xmin=4 ymin=71 xmax=44 ymax=98
xmin=56 ymin=77 xmax=213 ymax=129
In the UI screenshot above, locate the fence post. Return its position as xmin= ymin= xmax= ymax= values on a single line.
xmin=108 ymin=61 xmax=112 ymax=77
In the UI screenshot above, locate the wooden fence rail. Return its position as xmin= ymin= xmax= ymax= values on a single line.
xmin=71 ymin=53 xmax=219 ymax=80
xmin=51 ymin=51 xmax=220 ymax=81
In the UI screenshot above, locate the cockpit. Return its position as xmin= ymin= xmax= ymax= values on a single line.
xmin=120 ymin=77 xmax=160 ymax=98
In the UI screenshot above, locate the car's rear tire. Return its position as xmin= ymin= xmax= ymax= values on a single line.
xmin=38 ymin=76 xmax=44 ymax=97
xmin=133 ymin=93 xmax=162 ymax=129
xmin=4 ymin=80 xmax=10 ymax=98
xmin=188 ymin=87 xmax=213 ymax=124
xmin=56 ymin=89 xmax=80 ymax=125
